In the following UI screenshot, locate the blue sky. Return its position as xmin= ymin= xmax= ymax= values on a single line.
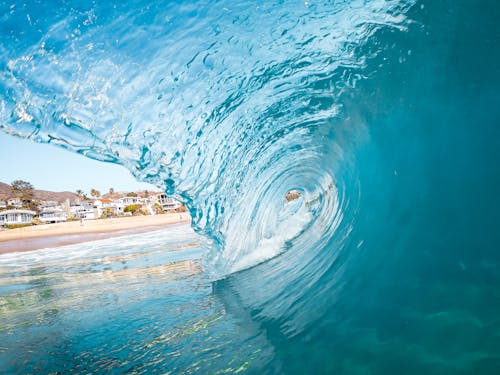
xmin=0 ymin=131 xmax=158 ymax=194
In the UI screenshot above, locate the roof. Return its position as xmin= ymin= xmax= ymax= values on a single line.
xmin=99 ymin=199 xmax=113 ymax=203
xmin=0 ymin=209 xmax=36 ymax=215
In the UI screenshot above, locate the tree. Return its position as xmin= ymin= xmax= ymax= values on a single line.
xmin=11 ymin=180 xmax=34 ymax=202
xmin=10 ymin=180 xmax=36 ymax=211
xmin=76 ymin=190 xmax=84 ymax=199
xmin=108 ymin=187 xmax=115 ymax=195
xmin=126 ymin=192 xmax=138 ymax=197
xmin=90 ymin=189 xmax=101 ymax=198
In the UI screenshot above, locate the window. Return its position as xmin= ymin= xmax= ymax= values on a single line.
xmin=21 ymin=213 xmax=32 ymax=222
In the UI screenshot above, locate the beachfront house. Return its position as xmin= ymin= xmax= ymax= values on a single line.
xmin=70 ymin=200 xmax=96 ymax=220
xmin=115 ymin=197 xmax=154 ymax=215
xmin=0 ymin=209 xmax=36 ymax=226
xmin=150 ymin=193 xmax=181 ymax=211
xmin=118 ymin=196 xmax=147 ymax=206
xmin=94 ymin=199 xmax=120 ymax=218
xmin=39 ymin=208 xmax=68 ymax=224
xmin=37 ymin=201 xmax=60 ymax=210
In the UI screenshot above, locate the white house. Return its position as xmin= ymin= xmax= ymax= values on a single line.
xmin=7 ymin=198 xmax=23 ymax=208
xmin=70 ymin=201 xmax=96 ymax=220
xmin=118 ymin=196 xmax=147 ymax=206
xmin=0 ymin=201 xmax=6 ymax=209
xmin=93 ymin=199 xmax=119 ymax=217
xmin=38 ymin=201 xmax=60 ymax=210
xmin=115 ymin=197 xmax=154 ymax=215
xmin=150 ymin=194 xmax=181 ymax=211
xmin=39 ymin=208 xmax=67 ymax=224
xmin=0 ymin=209 xmax=36 ymax=226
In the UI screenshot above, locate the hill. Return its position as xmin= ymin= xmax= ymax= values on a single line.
xmin=0 ymin=181 xmax=12 ymax=200
xmin=0 ymin=181 xmax=79 ymax=203
xmin=32 ymin=189 xmax=79 ymax=203
xmin=0 ymin=181 xmax=11 ymax=198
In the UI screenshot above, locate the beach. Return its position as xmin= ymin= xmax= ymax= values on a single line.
xmin=0 ymin=213 xmax=190 ymax=254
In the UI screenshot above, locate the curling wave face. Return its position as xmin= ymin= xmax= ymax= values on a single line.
xmin=3 ymin=1 xmax=500 ymax=369
xmin=0 ymin=0 xmax=413 ymax=278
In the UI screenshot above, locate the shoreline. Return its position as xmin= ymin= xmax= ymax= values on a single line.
xmin=0 ymin=213 xmax=190 ymax=254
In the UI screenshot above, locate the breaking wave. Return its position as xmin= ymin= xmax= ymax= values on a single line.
xmin=0 ymin=0 xmax=412 ymax=273
xmin=2 ymin=1 xmax=499 ymax=359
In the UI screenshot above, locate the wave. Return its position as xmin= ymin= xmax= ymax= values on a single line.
xmin=0 ymin=0 xmax=413 ymax=276
xmin=2 ymin=2 xmax=499 ymax=362
xmin=0 ymin=0 xmax=500 ymax=374
xmin=0 ymin=0 xmax=416 ymax=338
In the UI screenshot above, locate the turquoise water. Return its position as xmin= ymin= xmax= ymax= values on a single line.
xmin=1 ymin=0 xmax=500 ymax=373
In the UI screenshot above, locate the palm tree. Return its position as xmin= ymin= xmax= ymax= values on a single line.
xmin=90 ymin=189 xmax=101 ymax=198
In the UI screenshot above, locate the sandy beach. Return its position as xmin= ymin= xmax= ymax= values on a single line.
xmin=0 ymin=213 xmax=190 ymax=254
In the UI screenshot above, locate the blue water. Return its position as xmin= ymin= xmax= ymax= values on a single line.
xmin=1 ymin=0 xmax=500 ymax=373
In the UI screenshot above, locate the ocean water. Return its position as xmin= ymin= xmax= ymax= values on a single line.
xmin=1 ymin=0 xmax=500 ymax=373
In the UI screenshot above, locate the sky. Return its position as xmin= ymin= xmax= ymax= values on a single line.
xmin=0 ymin=131 xmax=158 ymax=194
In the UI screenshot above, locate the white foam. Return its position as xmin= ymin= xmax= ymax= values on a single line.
xmin=230 ymin=204 xmax=312 ymax=274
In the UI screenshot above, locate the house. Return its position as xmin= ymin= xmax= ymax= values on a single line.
xmin=116 ymin=197 xmax=153 ymax=215
xmin=0 ymin=209 xmax=36 ymax=226
xmin=70 ymin=200 xmax=96 ymax=220
xmin=7 ymin=198 xmax=23 ymax=208
xmin=0 ymin=201 xmax=6 ymax=209
xmin=118 ymin=196 xmax=147 ymax=206
xmin=38 ymin=200 xmax=60 ymax=210
xmin=37 ymin=201 xmax=67 ymax=223
xmin=150 ymin=193 xmax=181 ymax=211
xmin=94 ymin=199 xmax=119 ymax=217
xmin=39 ymin=208 xmax=67 ymax=224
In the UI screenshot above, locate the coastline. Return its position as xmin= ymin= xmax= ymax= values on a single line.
xmin=0 ymin=213 xmax=190 ymax=254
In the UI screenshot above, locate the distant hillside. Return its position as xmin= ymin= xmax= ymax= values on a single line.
xmin=33 ymin=189 xmax=79 ymax=203
xmin=0 ymin=181 xmax=164 ymax=203
xmin=0 ymin=181 xmax=12 ymax=200
xmin=101 ymin=192 xmax=123 ymax=200
xmin=0 ymin=181 xmax=78 ymax=203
